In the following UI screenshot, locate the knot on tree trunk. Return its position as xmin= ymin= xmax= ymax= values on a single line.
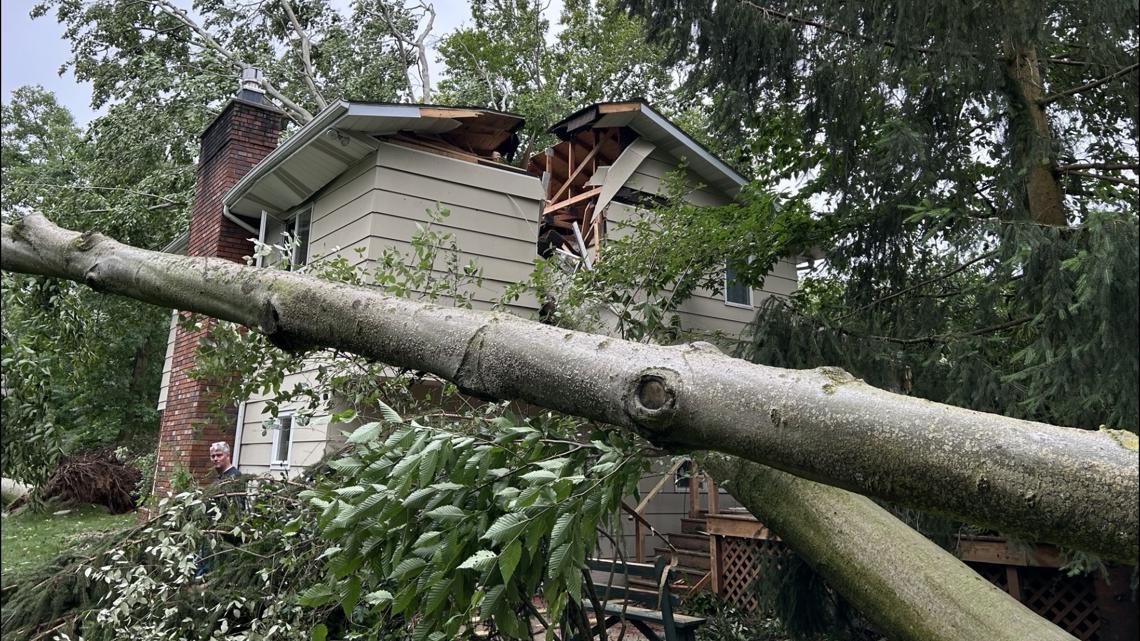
xmin=625 ymin=367 xmax=682 ymax=437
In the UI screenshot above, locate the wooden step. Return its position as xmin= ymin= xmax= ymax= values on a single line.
xmin=627 ymin=566 xmax=708 ymax=592
xmin=655 ymin=547 xmax=710 ymax=571
xmin=668 ymin=533 xmax=710 ymax=553
xmin=680 ymin=517 xmax=708 ymax=535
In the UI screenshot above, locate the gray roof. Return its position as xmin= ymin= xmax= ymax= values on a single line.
xmin=548 ymin=102 xmax=747 ymax=196
xmin=225 ymin=101 xmax=525 ymax=218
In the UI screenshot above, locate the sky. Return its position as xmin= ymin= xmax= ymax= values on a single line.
xmin=0 ymin=0 xmax=504 ymax=126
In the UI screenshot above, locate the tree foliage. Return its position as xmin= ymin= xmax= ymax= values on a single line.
xmin=437 ymin=0 xmax=677 ymax=161
xmin=2 ymin=87 xmax=182 ymax=484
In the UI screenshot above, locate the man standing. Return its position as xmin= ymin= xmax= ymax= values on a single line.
xmin=209 ymin=442 xmax=241 ymax=481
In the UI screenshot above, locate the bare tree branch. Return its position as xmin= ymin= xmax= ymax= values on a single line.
xmin=1064 ymin=172 xmax=1140 ymax=189
xmin=1040 ymin=63 xmax=1140 ymax=106
xmin=150 ymin=0 xmax=314 ymax=123
xmin=834 ymin=250 xmax=998 ymax=322
xmin=279 ymin=0 xmax=328 ymax=110
xmin=1056 ymin=162 xmax=1139 ymax=173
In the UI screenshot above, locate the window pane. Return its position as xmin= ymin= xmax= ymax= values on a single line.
xmin=725 ymin=265 xmax=751 ymax=306
xmin=275 ymin=415 xmax=292 ymax=464
xmin=292 ymin=209 xmax=311 ymax=267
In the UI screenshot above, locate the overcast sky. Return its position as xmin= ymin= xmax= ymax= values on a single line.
xmin=0 ymin=0 xmax=506 ymax=126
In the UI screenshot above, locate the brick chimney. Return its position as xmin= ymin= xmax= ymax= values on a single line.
xmin=153 ymin=75 xmax=284 ymax=494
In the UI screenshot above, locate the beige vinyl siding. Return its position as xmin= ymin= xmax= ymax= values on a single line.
xmin=238 ymin=141 xmax=545 ymax=474
xmin=156 ymin=310 xmax=178 ymax=412
xmin=302 ymin=141 xmax=543 ymax=311
xmin=676 ymin=258 xmax=799 ymax=337
xmin=624 ymin=149 xmax=733 ymax=207
xmin=604 ymin=197 xmax=799 ymax=340
xmin=236 ymin=369 xmax=338 ymax=478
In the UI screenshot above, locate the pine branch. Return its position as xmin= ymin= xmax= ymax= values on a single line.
xmin=1039 ymin=63 xmax=1140 ymax=106
xmin=834 ymin=250 xmax=997 ymax=322
xmin=853 ymin=315 xmax=1033 ymax=346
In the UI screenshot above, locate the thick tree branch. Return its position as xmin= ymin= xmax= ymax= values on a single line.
xmin=1040 ymin=63 xmax=1140 ymax=106
xmin=702 ymin=455 xmax=1077 ymax=641
xmin=2 ymin=214 xmax=1136 ymax=564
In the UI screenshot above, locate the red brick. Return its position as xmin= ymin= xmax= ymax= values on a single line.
xmin=154 ymin=97 xmax=283 ymax=495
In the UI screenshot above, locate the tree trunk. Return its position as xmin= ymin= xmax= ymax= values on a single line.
xmin=702 ymin=454 xmax=1077 ymax=641
xmin=1005 ymin=43 xmax=1067 ymax=226
xmin=2 ymin=214 xmax=1136 ymax=564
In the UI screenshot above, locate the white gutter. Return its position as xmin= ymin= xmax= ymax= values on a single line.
xmin=224 ymin=100 xmax=352 ymax=212
xmin=223 ymin=205 xmax=260 ymax=236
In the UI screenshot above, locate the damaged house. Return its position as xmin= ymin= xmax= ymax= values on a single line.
xmin=153 ymin=83 xmax=796 ymax=581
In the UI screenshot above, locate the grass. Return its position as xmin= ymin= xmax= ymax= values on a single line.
xmin=0 ymin=503 xmax=135 ymax=586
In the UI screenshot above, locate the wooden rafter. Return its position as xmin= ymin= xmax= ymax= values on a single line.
xmin=543 ymin=186 xmax=602 ymax=215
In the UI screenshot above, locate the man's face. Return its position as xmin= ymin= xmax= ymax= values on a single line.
xmin=210 ymin=448 xmax=231 ymax=472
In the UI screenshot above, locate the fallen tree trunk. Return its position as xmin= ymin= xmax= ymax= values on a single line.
xmin=702 ymin=454 xmax=1078 ymax=641
xmin=2 ymin=214 xmax=1137 ymax=564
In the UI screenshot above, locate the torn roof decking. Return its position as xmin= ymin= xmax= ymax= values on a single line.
xmin=225 ymin=102 xmax=527 ymax=219
xmin=530 ymin=101 xmax=748 ymax=261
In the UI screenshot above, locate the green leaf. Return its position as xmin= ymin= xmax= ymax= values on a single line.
xmin=481 ymin=584 xmax=505 ymax=621
xmin=376 ymin=400 xmax=403 ymax=423
xmin=458 ymin=549 xmax=497 ymax=571
xmin=520 ymin=469 xmax=557 ymax=483
xmin=310 ymin=623 xmax=328 ymax=641
xmin=348 ymin=421 xmax=383 ymax=444
xmin=499 ymin=540 xmax=522 ymax=583
xmin=547 ymin=543 xmax=570 ymax=581
xmin=483 ymin=512 xmax=527 ymax=544
xmin=425 ymin=505 xmax=467 ymax=521
xmin=424 ymin=575 xmax=454 ymax=615
xmin=550 ymin=512 xmax=574 ymax=550
xmin=363 ymin=589 xmax=394 ymax=607
xmin=297 ymin=584 xmax=336 ymax=607
xmin=390 ymin=557 xmax=426 ymax=581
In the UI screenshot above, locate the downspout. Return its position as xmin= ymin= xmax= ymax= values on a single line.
xmin=232 ymin=400 xmax=247 ymax=468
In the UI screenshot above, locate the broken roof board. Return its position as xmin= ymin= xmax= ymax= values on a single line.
xmin=549 ymin=102 xmax=747 ymax=197
xmin=225 ymin=101 xmax=525 ymax=219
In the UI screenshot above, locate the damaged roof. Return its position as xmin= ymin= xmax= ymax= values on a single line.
xmin=547 ymin=101 xmax=747 ymax=196
xmin=225 ymin=101 xmax=526 ymax=218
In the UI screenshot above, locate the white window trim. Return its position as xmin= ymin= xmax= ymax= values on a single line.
xmin=284 ymin=206 xmax=312 ymax=270
xmin=256 ymin=205 xmax=312 ymax=271
xmin=724 ymin=263 xmax=754 ymax=309
xmin=269 ymin=413 xmax=296 ymax=472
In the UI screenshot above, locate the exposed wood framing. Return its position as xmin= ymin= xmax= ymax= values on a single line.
xmin=529 ymin=126 xmax=631 ymax=263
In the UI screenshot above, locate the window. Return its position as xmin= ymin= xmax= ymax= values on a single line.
xmin=283 ymin=208 xmax=311 ymax=269
xmin=270 ymin=414 xmax=294 ymax=470
xmin=724 ymin=264 xmax=752 ymax=308
xmin=258 ymin=207 xmax=311 ymax=269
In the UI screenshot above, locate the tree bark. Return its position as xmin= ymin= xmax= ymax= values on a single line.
xmin=2 ymin=214 xmax=1136 ymax=564
xmin=1005 ymin=43 xmax=1067 ymax=226
xmin=702 ymin=454 xmax=1078 ymax=641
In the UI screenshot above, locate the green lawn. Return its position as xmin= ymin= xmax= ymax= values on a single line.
xmin=1 ymin=504 xmax=135 ymax=585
